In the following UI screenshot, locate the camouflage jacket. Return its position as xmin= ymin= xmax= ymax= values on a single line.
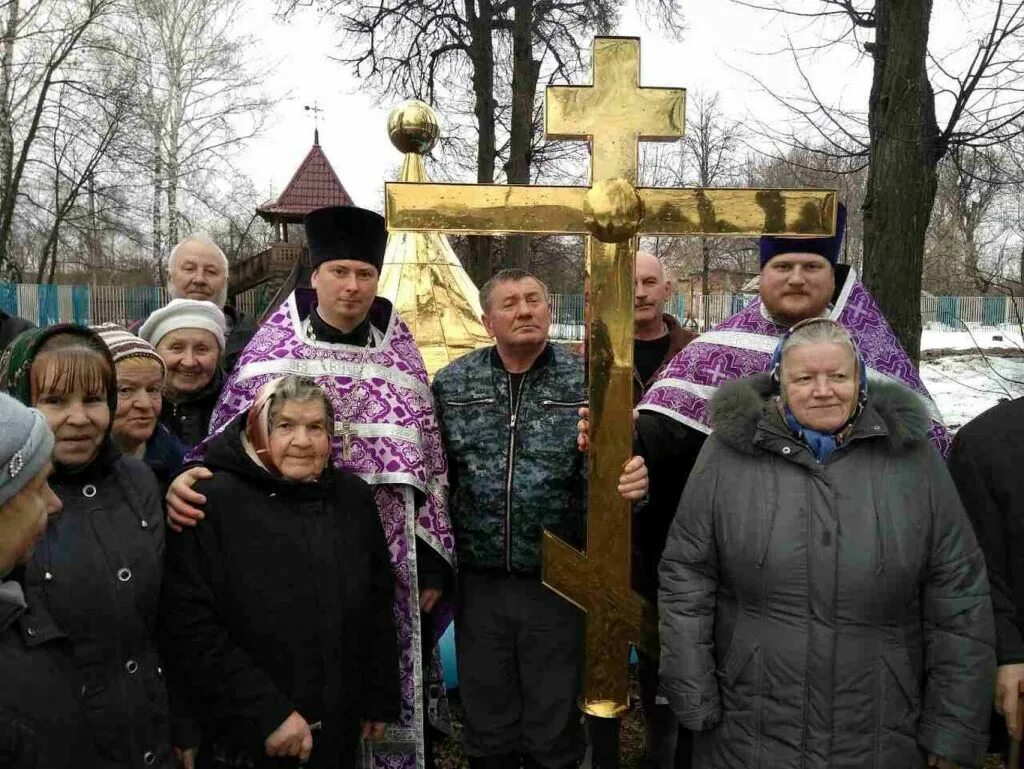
xmin=432 ymin=344 xmax=586 ymax=575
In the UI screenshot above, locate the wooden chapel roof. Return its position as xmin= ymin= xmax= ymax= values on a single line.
xmin=256 ymin=130 xmax=354 ymax=223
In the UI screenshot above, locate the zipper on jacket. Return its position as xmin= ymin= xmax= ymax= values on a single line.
xmin=504 ymin=373 xmax=526 ymax=572
xmin=540 ymin=399 xmax=587 ymax=408
xmin=446 ymin=397 xmax=496 ymax=407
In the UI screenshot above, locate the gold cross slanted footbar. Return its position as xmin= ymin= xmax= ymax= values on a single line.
xmin=386 ymin=36 xmax=837 ymax=718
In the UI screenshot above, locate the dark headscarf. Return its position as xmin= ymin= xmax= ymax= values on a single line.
xmin=0 ymin=324 xmax=119 ymax=474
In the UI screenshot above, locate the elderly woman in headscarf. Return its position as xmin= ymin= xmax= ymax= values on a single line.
xmin=0 ymin=325 xmax=172 ymax=769
xmin=160 ymin=374 xmax=399 ymax=769
xmin=658 ymin=317 xmax=995 ymax=769
xmin=91 ymin=324 xmax=185 ymax=491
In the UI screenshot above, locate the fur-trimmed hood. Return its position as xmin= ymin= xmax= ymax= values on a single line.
xmin=709 ymin=373 xmax=932 ymax=456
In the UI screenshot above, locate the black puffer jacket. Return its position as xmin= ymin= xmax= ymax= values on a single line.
xmin=161 ymin=415 xmax=399 ymax=769
xmin=0 ymin=577 xmax=95 ymax=768
xmin=24 ymin=449 xmax=172 ymax=769
xmin=658 ymin=374 xmax=995 ymax=769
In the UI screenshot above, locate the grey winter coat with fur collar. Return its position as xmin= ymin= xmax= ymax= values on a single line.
xmin=658 ymin=374 xmax=995 ymax=769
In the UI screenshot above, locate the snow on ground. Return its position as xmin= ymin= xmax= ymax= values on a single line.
xmin=921 ymin=354 xmax=1024 ymax=431
xmin=921 ymin=325 xmax=1024 ymax=352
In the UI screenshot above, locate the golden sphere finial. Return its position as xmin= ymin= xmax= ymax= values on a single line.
xmin=388 ymin=100 xmax=440 ymax=155
xmin=583 ymin=178 xmax=644 ymax=243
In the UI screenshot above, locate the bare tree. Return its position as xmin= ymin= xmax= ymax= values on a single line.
xmin=924 ymin=147 xmax=1012 ymax=293
xmin=734 ymin=0 xmax=1024 ymax=361
xmin=300 ymin=0 xmax=680 ymax=283
xmin=128 ymin=0 xmax=271 ymax=277
xmin=0 ymin=0 xmax=115 ymax=276
xmin=30 ymin=71 xmax=136 ymax=283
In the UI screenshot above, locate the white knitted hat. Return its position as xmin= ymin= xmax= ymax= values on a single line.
xmin=138 ymin=299 xmax=227 ymax=351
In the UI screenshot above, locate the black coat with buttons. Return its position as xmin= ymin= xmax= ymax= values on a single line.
xmin=658 ymin=374 xmax=995 ymax=769
xmin=0 ymin=576 xmax=96 ymax=768
xmin=160 ymin=415 xmax=400 ymax=769
xmin=24 ymin=445 xmax=173 ymax=769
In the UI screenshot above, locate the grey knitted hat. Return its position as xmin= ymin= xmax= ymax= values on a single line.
xmin=0 ymin=392 xmax=53 ymax=506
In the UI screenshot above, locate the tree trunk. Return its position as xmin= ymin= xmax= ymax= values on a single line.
xmin=465 ymin=0 xmax=496 ymax=286
xmin=166 ymin=156 xmax=179 ymax=249
xmin=504 ymin=0 xmax=541 ymax=271
xmin=700 ymin=235 xmax=711 ymax=330
xmin=0 ymin=0 xmax=18 ymax=227
xmin=152 ymin=127 xmax=164 ymax=282
xmin=861 ymin=0 xmax=940 ymax=364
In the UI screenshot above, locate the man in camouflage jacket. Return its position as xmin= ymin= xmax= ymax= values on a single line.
xmin=432 ymin=269 xmax=648 ymax=769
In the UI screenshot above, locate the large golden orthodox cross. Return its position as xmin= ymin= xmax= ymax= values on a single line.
xmin=386 ymin=36 xmax=836 ymax=718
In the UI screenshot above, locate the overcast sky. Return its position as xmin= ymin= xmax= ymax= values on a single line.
xmin=236 ymin=0 xmax=970 ymax=211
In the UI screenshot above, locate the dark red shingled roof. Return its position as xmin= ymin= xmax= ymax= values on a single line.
xmin=256 ymin=132 xmax=353 ymax=222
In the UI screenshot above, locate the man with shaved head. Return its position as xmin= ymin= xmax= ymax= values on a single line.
xmin=633 ymin=251 xmax=696 ymax=399
xmin=587 ymin=251 xmax=696 ymax=769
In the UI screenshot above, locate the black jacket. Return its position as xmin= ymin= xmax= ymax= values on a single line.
xmin=0 ymin=311 xmax=33 ymax=353
xmin=24 ymin=449 xmax=172 ymax=769
xmin=949 ymin=396 xmax=1024 ymax=665
xmin=143 ymin=423 xmax=186 ymax=494
xmin=222 ymin=305 xmax=257 ymax=375
xmin=159 ymin=369 xmax=224 ymax=448
xmin=630 ymin=317 xmax=699 ymax=602
xmin=161 ymin=415 xmax=400 ymax=769
xmin=633 ymin=413 xmax=705 ymax=601
xmin=0 ymin=577 xmax=95 ymax=769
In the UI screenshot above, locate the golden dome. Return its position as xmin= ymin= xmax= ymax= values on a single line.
xmin=387 ymin=100 xmax=440 ymax=155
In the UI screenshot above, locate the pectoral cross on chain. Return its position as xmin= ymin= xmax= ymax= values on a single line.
xmin=386 ymin=36 xmax=837 ymax=716
xmin=339 ymin=419 xmax=354 ymax=462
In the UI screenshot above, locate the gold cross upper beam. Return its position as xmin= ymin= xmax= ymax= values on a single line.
xmin=546 ymin=37 xmax=682 ymax=182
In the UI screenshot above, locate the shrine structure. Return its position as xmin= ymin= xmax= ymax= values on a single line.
xmin=231 ymin=130 xmax=353 ymax=301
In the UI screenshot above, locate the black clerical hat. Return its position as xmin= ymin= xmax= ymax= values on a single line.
xmin=759 ymin=202 xmax=847 ymax=268
xmin=303 ymin=205 xmax=386 ymax=272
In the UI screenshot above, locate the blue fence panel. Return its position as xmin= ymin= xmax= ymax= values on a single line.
xmin=982 ymin=295 xmax=1006 ymax=327
xmin=0 ymin=283 xmax=17 ymax=317
xmin=937 ymin=296 xmax=959 ymax=328
xmin=37 ymin=284 xmax=59 ymax=326
xmin=71 ymin=285 xmax=91 ymax=325
xmin=124 ymin=286 xmax=163 ymax=326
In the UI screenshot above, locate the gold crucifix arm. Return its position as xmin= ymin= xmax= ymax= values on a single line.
xmin=387 ymin=182 xmax=837 ymax=238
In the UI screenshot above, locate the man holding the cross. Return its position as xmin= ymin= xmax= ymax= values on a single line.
xmin=432 ymin=268 xmax=648 ymax=769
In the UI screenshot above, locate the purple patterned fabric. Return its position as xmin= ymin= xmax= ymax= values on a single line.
xmin=640 ymin=269 xmax=952 ymax=455
xmin=199 ymin=290 xmax=454 ymax=769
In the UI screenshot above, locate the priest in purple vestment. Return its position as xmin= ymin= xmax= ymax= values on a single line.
xmin=165 ymin=206 xmax=455 ymax=769
xmin=624 ymin=205 xmax=951 ymax=613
